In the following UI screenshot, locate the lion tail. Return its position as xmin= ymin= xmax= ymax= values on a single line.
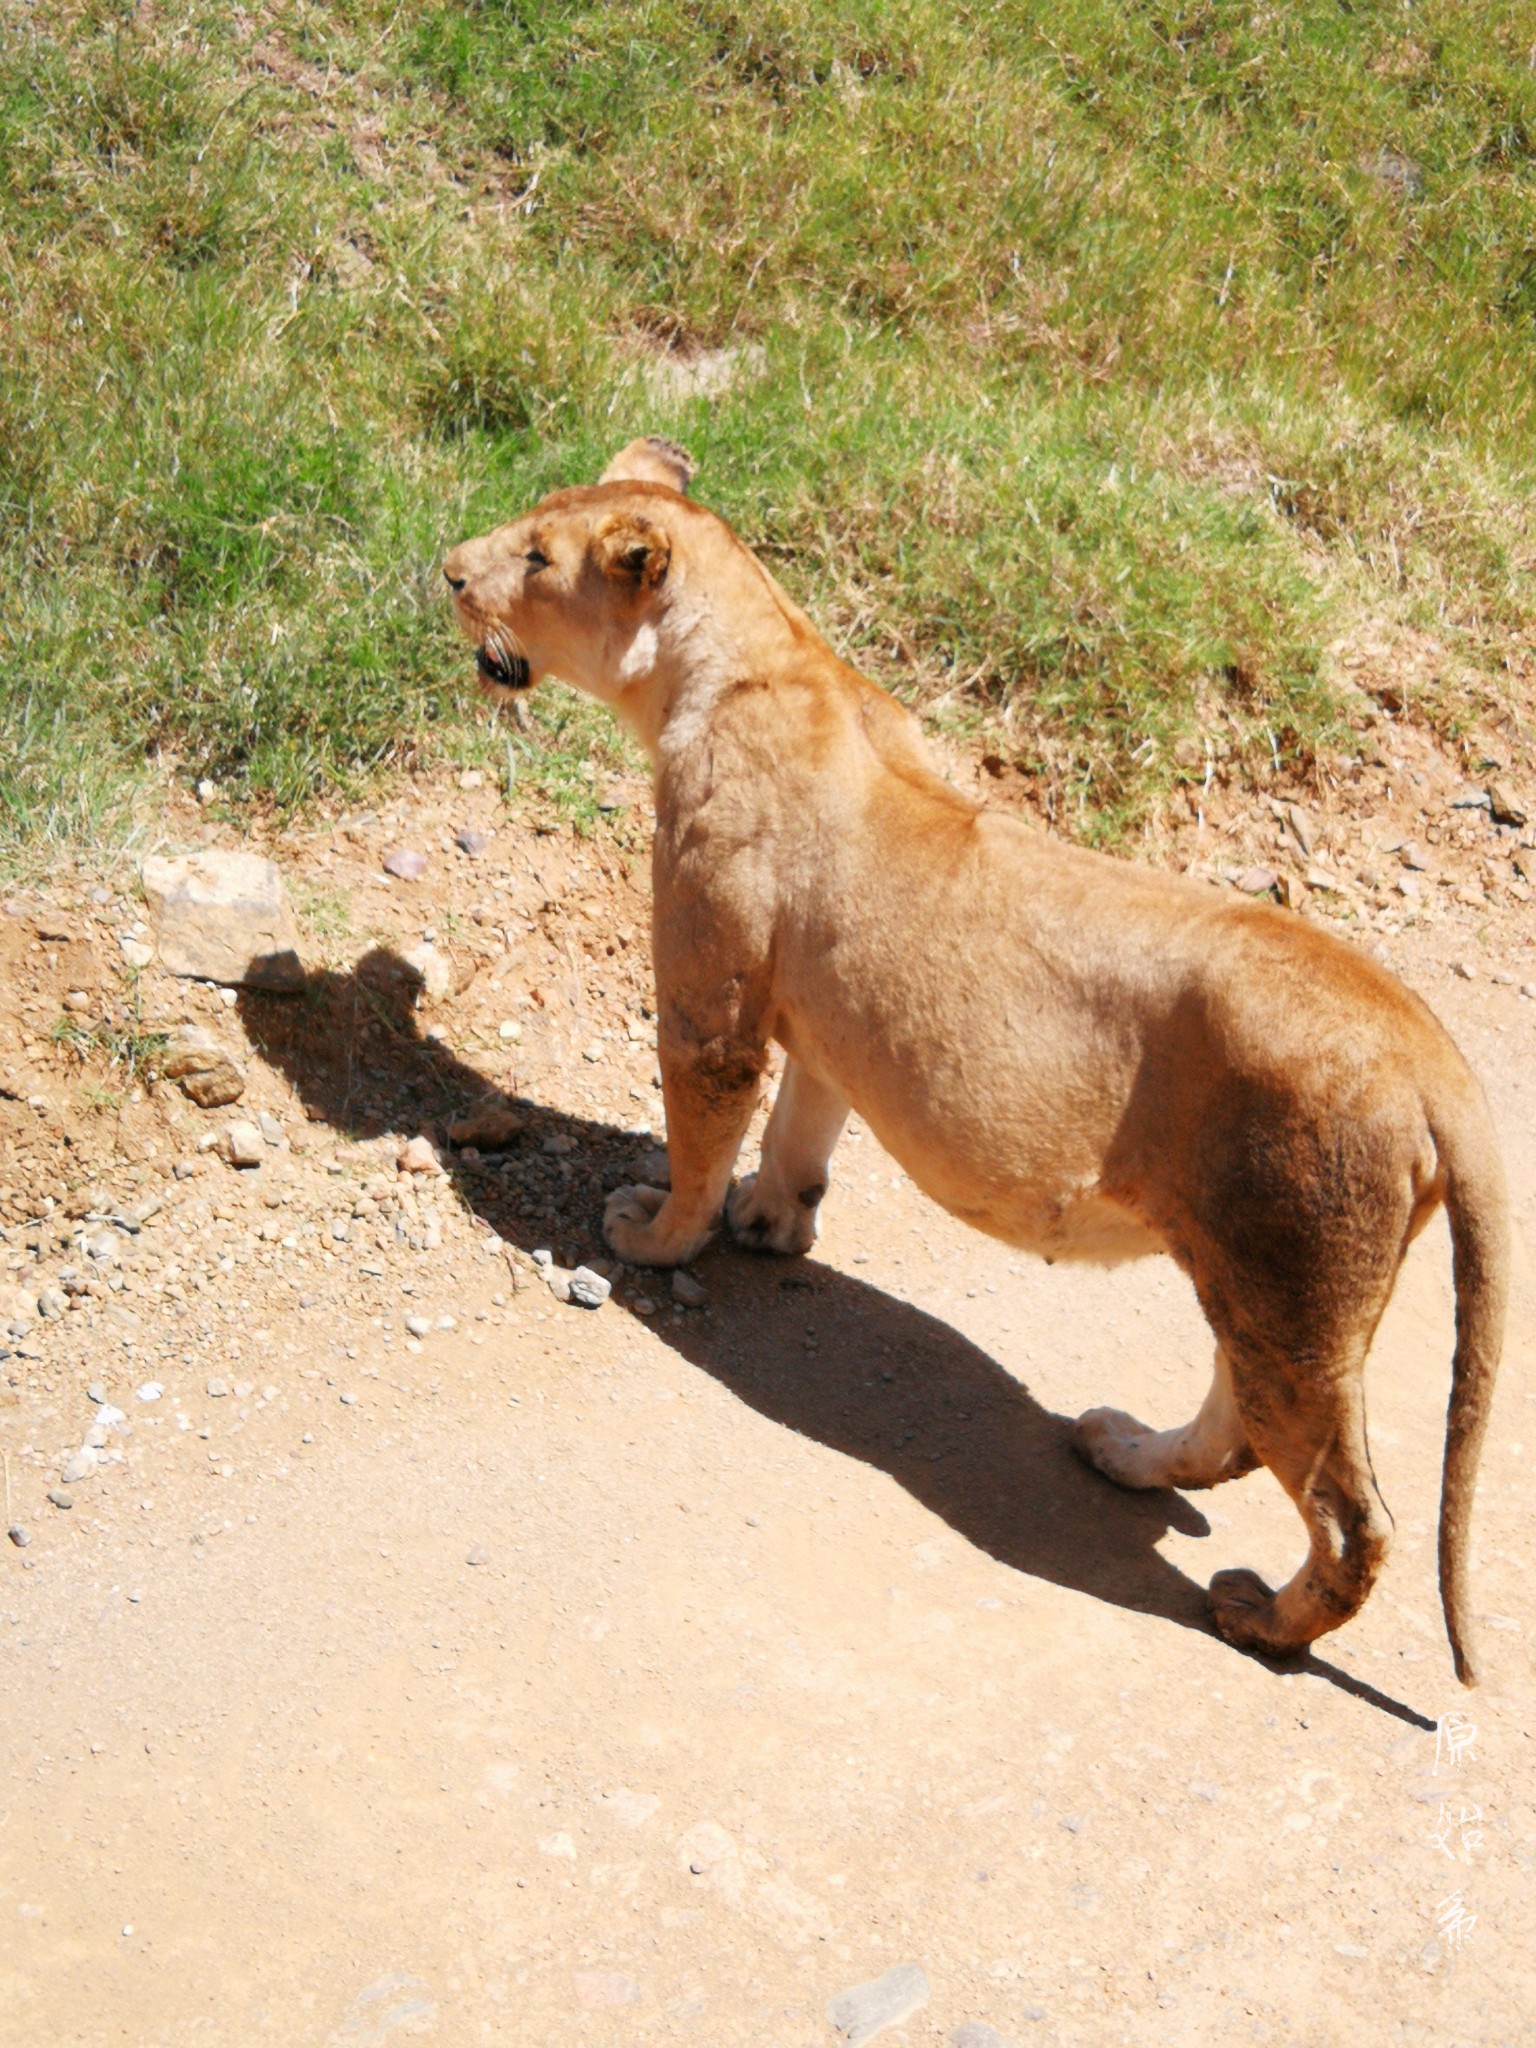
xmin=1428 ymin=1077 xmax=1509 ymax=1687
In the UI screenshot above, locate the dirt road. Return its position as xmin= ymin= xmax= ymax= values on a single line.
xmin=1 ymin=761 xmax=1533 ymax=2047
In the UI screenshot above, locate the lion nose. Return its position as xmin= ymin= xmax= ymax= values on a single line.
xmin=443 ymin=566 xmax=467 ymax=592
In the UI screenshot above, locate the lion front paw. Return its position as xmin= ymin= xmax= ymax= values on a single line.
xmin=726 ymin=1172 xmax=817 ymax=1256
xmin=602 ymin=1183 xmax=675 ymax=1266
xmin=1208 ymin=1567 xmax=1295 ymax=1658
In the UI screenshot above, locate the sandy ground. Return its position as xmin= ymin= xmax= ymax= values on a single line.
xmin=1 ymin=745 xmax=1534 ymax=2048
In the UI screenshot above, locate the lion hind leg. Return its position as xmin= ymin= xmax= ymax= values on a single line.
xmin=1073 ymin=1346 xmax=1257 ymax=1492
xmin=727 ymin=1058 xmax=849 ymax=1256
xmin=1208 ymin=1370 xmax=1392 ymax=1660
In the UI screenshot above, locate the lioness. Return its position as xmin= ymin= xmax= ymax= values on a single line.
xmin=444 ymin=437 xmax=1507 ymax=1684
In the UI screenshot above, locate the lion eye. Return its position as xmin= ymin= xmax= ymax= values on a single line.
xmin=525 ymin=548 xmax=550 ymax=569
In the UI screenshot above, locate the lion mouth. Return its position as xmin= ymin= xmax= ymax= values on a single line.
xmin=476 ymin=644 xmax=531 ymax=691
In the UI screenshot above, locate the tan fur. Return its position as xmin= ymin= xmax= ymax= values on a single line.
xmin=444 ymin=441 xmax=1509 ymax=1683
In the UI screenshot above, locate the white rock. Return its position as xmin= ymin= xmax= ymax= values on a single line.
xmin=135 ymin=1381 xmax=162 ymax=1402
xmin=0 ymin=1284 xmax=38 ymax=1332
xmin=61 ymin=1448 xmax=98 ymax=1485
xmin=397 ymin=1135 xmax=441 ymax=1175
xmin=141 ymin=850 xmax=305 ymax=990
xmin=221 ymin=1122 xmax=265 ymax=1168
xmin=404 ymin=1314 xmax=431 ymax=1338
xmin=404 ymin=941 xmax=454 ymax=1000
xmin=828 ymin=1965 xmax=931 ymax=2048
xmin=568 ymin=1267 xmax=611 ymax=1309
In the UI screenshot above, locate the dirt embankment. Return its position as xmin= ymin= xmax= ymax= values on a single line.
xmin=2 ymin=735 xmax=1534 ymax=2048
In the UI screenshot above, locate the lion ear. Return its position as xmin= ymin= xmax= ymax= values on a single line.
xmin=593 ymin=511 xmax=671 ymax=589
xmin=598 ymin=436 xmax=695 ymax=494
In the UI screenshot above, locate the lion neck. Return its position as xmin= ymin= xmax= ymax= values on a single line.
xmin=607 ymin=545 xmax=812 ymax=764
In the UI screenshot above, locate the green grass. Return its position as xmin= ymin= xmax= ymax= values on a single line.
xmin=3 ymin=0 xmax=1536 ymax=856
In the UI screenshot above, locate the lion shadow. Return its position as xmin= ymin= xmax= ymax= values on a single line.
xmin=236 ymin=949 xmax=1433 ymax=1727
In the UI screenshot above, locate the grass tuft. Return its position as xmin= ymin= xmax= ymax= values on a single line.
xmin=3 ymin=0 xmax=1536 ymax=860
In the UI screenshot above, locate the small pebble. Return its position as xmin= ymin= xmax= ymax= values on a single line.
xmin=671 ymin=1270 xmax=707 ymax=1308
xmin=466 ymin=1546 xmax=490 ymax=1567
xmin=339 ymin=1391 xmax=357 ymax=1406
xmin=47 ymin=1491 xmax=72 ymax=1511
xmin=631 ymin=1296 xmax=657 ymax=1317
xmin=6 ymin=1525 xmax=30 ymax=1548
xmin=382 ymin=847 xmax=428 ymax=882
xmin=458 ymin=768 xmax=484 ymax=791
xmin=258 ymin=1112 xmax=283 ymax=1145
xmin=404 ymin=1314 xmax=431 ymax=1338
xmin=206 ymin=1377 xmax=229 ymax=1399
xmin=136 ymin=1381 xmax=163 ymax=1402
xmin=61 ymin=1449 xmax=97 ymax=1484
xmin=86 ymin=1382 xmax=107 ymax=1404
xmin=951 ymin=2027 xmax=1019 ymax=2048
xmin=233 ymin=1380 xmax=253 ymax=1400
xmin=455 ymin=828 xmax=490 ymax=857
xmin=1235 ymin=866 xmax=1277 ymax=895
xmin=497 ymin=1019 xmax=522 ymax=1042
xmin=1452 ymin=960 xmax=1478 ymax=980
